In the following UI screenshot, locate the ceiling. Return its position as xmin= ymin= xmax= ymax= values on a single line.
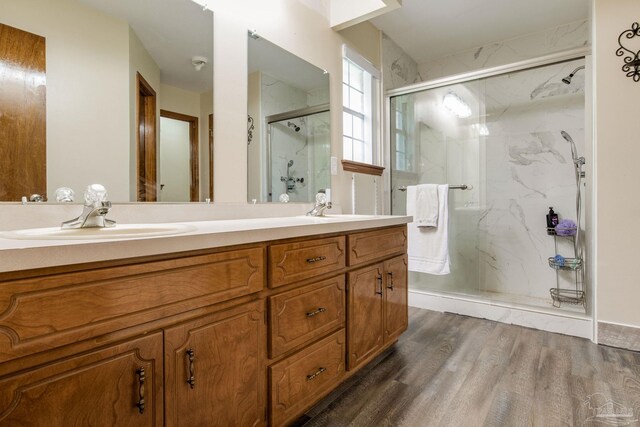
xmin=80 ymin=0 xmax=213 ymax=93
xmin=370 ymin=0 xmax=589 ymax=64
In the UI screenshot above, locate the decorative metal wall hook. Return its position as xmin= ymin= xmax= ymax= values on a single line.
xmin=617 ymin=22 xmax=640 ymax=82
xmin=247 ymin=115 xmax=255 ymax=145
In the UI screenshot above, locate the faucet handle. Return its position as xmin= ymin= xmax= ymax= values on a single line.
xmin=315 ymin=192 xmax=327 ymax=205
xmin=84 ymin=184 xmax=108 ymax=205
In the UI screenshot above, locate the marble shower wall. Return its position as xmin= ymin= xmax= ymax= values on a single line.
xmin=382 ymin=33 xmax=422 ymax=91
xmin=418 ymin=20 xmax=589 ymax=81
xmin=394 ymin=58 xmax=586 ymax=304
xmin=261 ymin=74 xmax=330 ymax=202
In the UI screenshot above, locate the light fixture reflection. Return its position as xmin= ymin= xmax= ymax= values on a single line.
xmin=471 ymin=123 xmax=490 ymax=136
xmin=443 ymin=92 xmax=472 ymax=118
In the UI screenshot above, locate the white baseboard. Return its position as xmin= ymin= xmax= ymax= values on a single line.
xmin=409 ymin=290 xmax=593 ymax=340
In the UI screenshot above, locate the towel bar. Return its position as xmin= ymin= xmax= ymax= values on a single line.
xmin=397 ymin=184 xmax=471 ymax=192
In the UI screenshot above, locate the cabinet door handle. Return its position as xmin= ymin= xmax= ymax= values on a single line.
xmin=186 ymin=348 xmax=195 ymax=389
xmin=306 ymin=255 xmax=327 ymax=263
xmin=306 ymin=367 xmax=326 ymax=381
xmin=376 ymin=273 xmax=383 ymax=295
xmin=387 ymin=271 xmax=394 ymax=290
xmin=135 ymin=367 xmax=145 ymax=414
xmin=306 ymin=307 xmax=327 ymax=317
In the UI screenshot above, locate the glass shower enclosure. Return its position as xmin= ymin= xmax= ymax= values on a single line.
xmin=390 ymin=57 xmax=586 ymax=312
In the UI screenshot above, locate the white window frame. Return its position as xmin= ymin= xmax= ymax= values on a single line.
xmin=342 ymin=45 xmax=381 ymax=167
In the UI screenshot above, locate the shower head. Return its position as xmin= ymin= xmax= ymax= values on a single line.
xmin=560 ymin=130 xmax=582 ymax=167
xmin=287 ymin=122 xmax=301 ymax=132
xmin=561 ymin=65 xmax=585 ymax=85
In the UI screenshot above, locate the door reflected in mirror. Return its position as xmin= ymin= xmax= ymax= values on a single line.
xmin=247 ymin=34 xmax=331 ymax=203
xmin=0 ymin=0 xmax=213 ymax=202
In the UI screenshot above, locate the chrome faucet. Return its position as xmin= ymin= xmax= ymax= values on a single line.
xmin=306 ymin=192 xmax=332 ymax=217
xmin=62 ymin=184 xmax=116 ymax=229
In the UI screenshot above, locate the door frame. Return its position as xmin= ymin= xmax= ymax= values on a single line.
xmin=160 ymin=110 xmax=199 ymax=202
xmin=209 ymin=113 xmax=213 ymax=201
xmin=136 ymin=72 xmax=157 ymax=202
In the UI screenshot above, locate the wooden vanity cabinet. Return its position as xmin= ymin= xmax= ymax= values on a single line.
xmin=347 ymin=254 xmax=408 ymax=371
xmin=164 ymin=300 xmax=265 ymax=427
xmin=0 ymin=224 xmax=408 ymax=427
xmin=0 ymin=332 xmax=164 ymax=427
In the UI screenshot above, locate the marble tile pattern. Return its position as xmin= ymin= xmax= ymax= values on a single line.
xmin=418 ymin=20 xmax=589 ymax=81
xmin=382 ymin=33 xmax=423 ymax=91
xmin=261 ymin=74 xmax=330 ymax=202
xmin=394 ymin=58 xmax=586 ymax=305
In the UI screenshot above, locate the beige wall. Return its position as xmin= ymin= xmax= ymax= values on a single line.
xmin=3 ymin=0 xmax=130 ymax=201
xmin=594 ymin=0 xmax=640 ymax=327
xmin=247 ymin=71 xmax=263 ymax=202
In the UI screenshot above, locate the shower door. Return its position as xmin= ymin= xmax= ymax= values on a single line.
xmin=267 ymin=110 xmax=330 ymax=202
xmin=390 ymin=58 xmax=585 ymax=308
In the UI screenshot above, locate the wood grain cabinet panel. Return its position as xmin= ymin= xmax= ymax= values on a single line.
xmin=269 ymin=330 xmax=346 ymax=427
xmin=0 ymin=332 xmax=163 ymax=427
xmin=269 ymin=237 xmax=345 ymax=288
xmin=347 ymin=255 xmax=408 ymax=371
xmin=0 ymin=247 xmax=264 ymax=362
xmin=347 ymin=263 xmax=384 ymax=371
xmin=347 ymin=226 xmax=407 ymax=267
xmin=164 ymin=300 xmax=265 ymax=427
xmin=269 ymin=276 xmax=345 ymax=358
xmin=384 ymin=255 xmax=408 ymax=344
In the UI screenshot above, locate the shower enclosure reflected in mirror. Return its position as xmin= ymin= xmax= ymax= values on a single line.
xmin=0 ymin=0 xmax=213 ymax=202
xmin=247 ymin=34 xmax=331 ymax=203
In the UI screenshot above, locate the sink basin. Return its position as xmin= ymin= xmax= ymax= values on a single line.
xmin=1 ymin=223 xmax=197 ymax=240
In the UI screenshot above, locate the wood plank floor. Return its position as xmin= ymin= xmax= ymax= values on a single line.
xmin=297 ymin=307 xmax=640 ymax=427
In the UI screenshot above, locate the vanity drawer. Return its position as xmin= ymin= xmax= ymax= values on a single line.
xmin=347 ymin=226 xmax=407 ymax=267
xmin=268 ymin=236 xmax=345 ymax=288
xmin=269 ymin=329 xmax=346 ymax=427
xmin=268 ymin=276 xmax=345 ymax=358
xmin=0 ymin=246 xmax=265 ymax=362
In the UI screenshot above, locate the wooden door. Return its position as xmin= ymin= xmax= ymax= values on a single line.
xmin=159 ymin=110 xmax=199 ymax=202
xmin=136 ymin=72 xmax=157 ymax=201
xmin=0 ymin=23 xmax=46 ymax=201
xmin=347 ymin=263 xmax=384 ymax=371
xmin=0 ymin=332 xmax=163 ymax=426
xmin=384 ymin=255 xmax=408 ymax=344
xmin=164 ymin=300 xmax=265 ymax=427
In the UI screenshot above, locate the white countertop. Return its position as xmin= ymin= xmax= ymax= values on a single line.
xmin=0 ymin=215 xmax=411 ymax=273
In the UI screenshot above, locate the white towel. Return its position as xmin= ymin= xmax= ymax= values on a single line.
xmin=406 ymin=184 xmax=450 ymax=275
xmin=415 ymin=184 xmax=439 ymax=227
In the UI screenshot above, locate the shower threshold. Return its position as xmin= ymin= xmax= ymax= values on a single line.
xmin=408 ymin=288 xmax=592 ymax=339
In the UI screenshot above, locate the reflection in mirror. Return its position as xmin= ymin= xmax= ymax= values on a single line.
xmin=0 ymin=0 xmax=213 ymax=202
xmin=247 ymin=34 xmax=330 ymax=203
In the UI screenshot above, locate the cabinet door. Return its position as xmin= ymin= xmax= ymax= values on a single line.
xmin=347 ymin=263 xmax=384 ymax=371
xmin=0 ymin=332 xmax=163 ymax=427
xmin=164 ymin=300 xmax=265 ymax=427
xmin=384 ymin=255 xmax=408 ymax=344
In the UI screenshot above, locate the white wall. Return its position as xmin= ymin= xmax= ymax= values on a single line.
xmin=3 ymin=0 xmax=130 ymax=201
xmin=594 ymin=0 xmax=640 ymax=327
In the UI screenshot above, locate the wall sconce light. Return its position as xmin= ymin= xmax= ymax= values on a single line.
xmin=617 ymin=22 xmax=640 ymax=82
xmin=443 ymin=92 xmax=472 ymax=118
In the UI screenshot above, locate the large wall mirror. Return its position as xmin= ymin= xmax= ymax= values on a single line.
xmin=0 ymin=0 xmax=213 ymax=203
xmin=247 ymin=34 xmax=331 ymax=203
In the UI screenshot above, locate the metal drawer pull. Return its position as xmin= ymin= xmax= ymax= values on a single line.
xmin=306 ymin=255 xmax=327 ymax=263
xmin=135 ymin=367 xmax=145 ymax=414
xmin=376 ymin=273 xmax=383 ymax=295
xmin=306 ymin=307 xmax=327 ymax=317
xmin=306 ymin=367 xmax=326 ymax=381
xmin=387 ymin=271 xmax=394 ymax=290
xmin=186 ymin=348 xmax=195 ymax=389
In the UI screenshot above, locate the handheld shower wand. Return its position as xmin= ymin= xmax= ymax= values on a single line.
xmin=560 ymin=130 xmax=585 ymax=258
